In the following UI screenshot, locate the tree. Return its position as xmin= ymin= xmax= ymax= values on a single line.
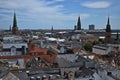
xmin=98 ymin=39 xmax=105 ymax=44
xmin=83 ymin=42 xmax=93 ymax=52
xmin=92 ymin=40 xmax=100 ymax=45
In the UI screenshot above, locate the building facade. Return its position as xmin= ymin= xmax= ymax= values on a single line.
xmin=89 ymin=24 xmax=95 ymax=30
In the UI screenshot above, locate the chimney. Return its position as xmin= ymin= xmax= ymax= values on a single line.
xmin=42 ymin=75 xmax=47 ymax=80
xmin=30 ymin=77 xmax=35 ymax=80
xmin=26 ymin=70 xmax=30 ymax=76
xmin=49 ymin=75 xmax=53 ymax=80
xmin=56 ymin=75 xmax=60 ymax=78
xmin=36 ymin=76 xmax=41 ymax=80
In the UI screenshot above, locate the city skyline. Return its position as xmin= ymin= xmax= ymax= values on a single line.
xmin=0 ymin=0 xmax=120 ymax=29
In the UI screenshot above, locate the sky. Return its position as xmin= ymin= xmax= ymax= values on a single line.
xmin=0 ymin=0 xmax=120 ymax=30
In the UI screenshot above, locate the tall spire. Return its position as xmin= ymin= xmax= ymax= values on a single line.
xmin=77 ymin=16 xmax=81 ymax=30
xmin=108 ymin=16 xmax=110 ymax=25
xmin=105 ymin=16 xmax=111 ymax=43
xmin=12 ymin=11 xmax=19 ymax=35
xmin=106 ymin=16 xmax=111 ymax=32
xmin=13 ymin=11 xmax=17 ymax=28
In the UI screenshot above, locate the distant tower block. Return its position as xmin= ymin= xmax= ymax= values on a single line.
xmin=89 ymin=24 xmax=95 ymax=30
xmin=77 ymin=16 xmax=81 ymax=30
xmin=12 ymin=11 xmax=19 ymax=35
xmin=105 ymin=16 xmax=111 ymax=43
xmin=51 ymin=26 xmax=53 ymax=31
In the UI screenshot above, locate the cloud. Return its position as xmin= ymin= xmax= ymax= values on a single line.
xmin=81 ymin=1 xmax=111 ymax=8
xmin=54 ymin=0 xmax=64 ymax=2
xmin=0 ymin=0 xmax=90 ymax=29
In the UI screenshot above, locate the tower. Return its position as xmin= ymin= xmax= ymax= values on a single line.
xmin=105 ymin=16 xmax=111 ymax=43
xmin=89 ymin=24 xmax=95 ymax=30
xmin=12 ymin=11 xmax=19 ymax=35
xmin=51 ymin=26 xmax=53 ymax=31
xmin=77 ymin=16 xmax=81 ymax=30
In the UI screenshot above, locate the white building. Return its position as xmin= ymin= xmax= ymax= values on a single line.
xmin=0 ymin=43 xmax=28 ymax=56
xmin=92 ymin=44 xmax=120 ymax=55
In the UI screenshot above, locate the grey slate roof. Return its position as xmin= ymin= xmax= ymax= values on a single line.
xmin=11 ymin=71 xmax=28 ymax=80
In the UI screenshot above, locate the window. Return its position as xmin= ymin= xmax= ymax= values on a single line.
xmin=11 ymin=46 xmax=16 ymax=55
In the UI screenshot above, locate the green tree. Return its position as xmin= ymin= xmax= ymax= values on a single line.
xmin=84 ymin=42 xmax=93 ymax=52
xmin=92 ymin=40 xmax=100 ymax=45
xmin=98 ymin=39 xmax=105 ymax=44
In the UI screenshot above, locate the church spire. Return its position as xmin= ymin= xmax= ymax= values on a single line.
xmin=12 ymin=11 xmax=19 ymax=35
xmin=106 ymin=16 xmax=111 ymax=32
xmin=13 ymin=11 xmax=17 ymax=28
xmin=105 ymin=16 xmax=111 ymax=43
xmin=107 ymin=16 xmax=110 ymax=25
xmin=77 ymin=16 xmax=81 ymax=30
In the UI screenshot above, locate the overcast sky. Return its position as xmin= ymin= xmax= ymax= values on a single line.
xmin=0 ymin=0 xmax=120 ymax=29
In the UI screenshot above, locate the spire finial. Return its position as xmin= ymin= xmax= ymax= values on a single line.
xmin=107 ymin=16 xmax=110 ymax=25
xmin=77 ymin=16 xmax=81 ymax=30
